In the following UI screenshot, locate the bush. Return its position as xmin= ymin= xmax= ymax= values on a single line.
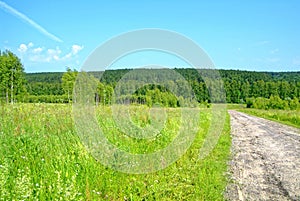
xmin=253 ymin=97 xmax=269 ymax=109
xmin=269 ymin=95 xmax=285 ymax=110
xmin=247 ymin=96 xmax=300 ymax=110
xmin=289 ymin=97 xmax=300 ymax=110
xmin=246 ymin=98 xmax=254 ymax=108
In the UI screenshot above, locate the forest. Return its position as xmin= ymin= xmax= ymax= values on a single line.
xmin=1 ymin=50 xmax=300 ymax=109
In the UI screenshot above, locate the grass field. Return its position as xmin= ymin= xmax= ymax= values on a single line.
xmin=0 ymin=104 xmax=231 ymax=200
xmin=237 ymin=108 xmax=300 ymax=129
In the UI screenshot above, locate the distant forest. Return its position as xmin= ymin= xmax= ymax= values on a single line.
xmin=20 ymin=68 xmax=300 ymax=108
xmin=0 ymin=50 xmax=299 ymax=108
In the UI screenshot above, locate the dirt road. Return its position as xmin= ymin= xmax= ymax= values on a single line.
xmin=225 ymin=110 xmax=300 ymax=201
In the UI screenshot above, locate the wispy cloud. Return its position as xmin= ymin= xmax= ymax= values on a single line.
xmin=0 ymin=1 xmax=63 ymax=42
xmin=17 ymin=42 xmax=83 ymax=63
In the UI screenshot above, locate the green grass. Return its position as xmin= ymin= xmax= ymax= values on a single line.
xmin=237 ymin=108 xmax=300 ymax=129
xmin=226 ymin=104 xmax=246 ymax=110
xmin=0 ymin=103 xmax=231 ymax=200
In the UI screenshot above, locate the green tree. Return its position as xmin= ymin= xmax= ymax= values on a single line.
xmin=279 ymin=81 xmax=290 ymax=100
xmin=241 ymin=81 xmax=250 ymax=101
xmin=62 ymin=67 xmax=78 ymax=102
xmin=0 ymin=50 xmax=26 ymax=103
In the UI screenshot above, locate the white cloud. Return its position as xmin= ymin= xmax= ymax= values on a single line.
xmin=18 ymin=43 xmax=28 ymax=53
xmin=62 ymin=44 xmax=83 ymax=60
xmin=47 ymin=47 xmax=62 ymax=55
xmin=44 ymin=47 xmax=62 ymax=62
xmin=18 ymin=42 xmax=35 ymax=53
xmin=33 ymin=47 xmax=43 ymax=53
xmin=19 ymin=43 xmax=83 ymax=63
xmin=28 ymin=47 xmax=62 ymax=63
xmin=64 ymin=53 xmax=72 ymax=59
xmin=71 ymin=45 xmax=83 ymax=55
xmin=53 ymin=55 xmax=60 ymax=61
xmin=28 ymin=42 xmax=34 ymax=48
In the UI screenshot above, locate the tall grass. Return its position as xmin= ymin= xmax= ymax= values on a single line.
xmin=0 ymin=103 xmax=231 ymax=200
xmin=238 ymin=108 xmax=300 ymax=128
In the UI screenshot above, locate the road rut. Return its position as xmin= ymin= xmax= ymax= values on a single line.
xmin=225 ymin=110 xmax=300 ymax=201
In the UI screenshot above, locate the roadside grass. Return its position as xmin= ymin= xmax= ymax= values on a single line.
xmin=226 ymin=104 xmax=246 ymax=110
xmin=0 ymin=103 xmax=231 ymax=200
xmin=237 ymin=108 xmax=300 ymax=129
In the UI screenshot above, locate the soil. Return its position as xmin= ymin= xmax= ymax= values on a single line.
xmin=225 ymin=110 xmax=300 ymax=201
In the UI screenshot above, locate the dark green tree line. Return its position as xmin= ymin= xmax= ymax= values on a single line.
xmin=22 ymin=69 xmax=300 ymax=106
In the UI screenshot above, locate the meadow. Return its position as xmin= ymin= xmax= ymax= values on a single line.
xmin=0 ymin=103 xmax=231 ymax=200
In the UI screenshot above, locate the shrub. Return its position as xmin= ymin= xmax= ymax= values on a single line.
xmin=247 ymin=96 xmax=300 ymax=110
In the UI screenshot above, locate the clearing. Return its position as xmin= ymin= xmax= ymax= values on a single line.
xmin=226 ymin=110 xmax=300 ymax=201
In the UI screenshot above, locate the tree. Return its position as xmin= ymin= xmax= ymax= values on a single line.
xmin=62 ymin=67 xmax=78 ymax=102
xmin=0 ymin=50 xmax=26 ymax=103
xmin=241 ymin=81 xmax=250 ymax=101
xmin=279 ymin=81 xmax=290 ymax=100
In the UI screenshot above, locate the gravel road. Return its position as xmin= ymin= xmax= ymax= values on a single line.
xmin=225 ymin=110 xmax=300 ymax=201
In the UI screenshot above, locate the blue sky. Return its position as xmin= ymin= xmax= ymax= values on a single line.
xmin=1 ymin=0 xmax=300 ymax=72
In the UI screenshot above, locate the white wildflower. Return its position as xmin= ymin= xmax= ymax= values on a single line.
xmin=14 ymin=168 xmax=32 ymax=200
xmin=0 ymin=162 xmax=9 ymax=200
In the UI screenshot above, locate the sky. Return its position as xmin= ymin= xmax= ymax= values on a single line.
xmin=0 ymin=0 xmax=300 ymax=72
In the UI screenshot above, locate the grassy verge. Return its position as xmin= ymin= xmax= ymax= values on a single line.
xmin=226 ymin=104 xmax=246 ymax=110
xmin=0 ymin=104 xmax=231 ymax=200
xmin=237 ymin=108 xmax=300 ymax=129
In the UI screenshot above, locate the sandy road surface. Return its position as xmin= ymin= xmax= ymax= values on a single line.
xmin=225 ymin=110 xmax=300 ymax=201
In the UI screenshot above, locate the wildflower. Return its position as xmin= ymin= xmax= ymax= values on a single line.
xmin=15 ymin=169 xmax=32 ymax=200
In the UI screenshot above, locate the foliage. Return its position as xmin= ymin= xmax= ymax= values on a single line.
xmin=22 ymin=68 xmax=300 ymax=105
xmin=25 ymin=72 xmax=64 ymax=83
xmin=16 ymin=94 xmax=69 ymax=103
xmin=62 ymin=67 xmax=78 ymax=102
xmin=0 ymin=50 xmax=26 ymax=103
xmin=246 ymin=96 xmax=300 ymax=110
